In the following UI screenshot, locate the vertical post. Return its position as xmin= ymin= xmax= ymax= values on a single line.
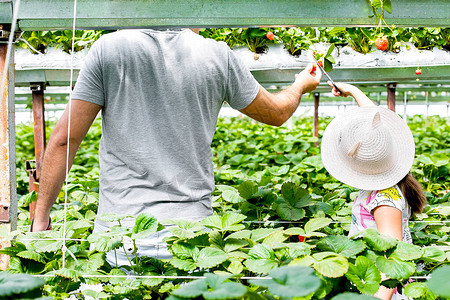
xmin=377 ymin=92 xmax=381 ymax=105
xmin=403 ymin=92 xmax=407 ymax=121
xmin=313 ymin=93 xmax=319 ymax=147
xmin=28 ymin=84 xmax=46 ymax=220
xmin=0 ymin=42 xmax=17 ymax=270
xmin=425 ymin=92 xmax=429 ymax=117
xmin=387 ymin=83 xmax=396 ymax=112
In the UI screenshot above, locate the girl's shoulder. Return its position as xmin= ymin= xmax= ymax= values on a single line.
xmin=358 ymin=185 xmax=407 ymax=212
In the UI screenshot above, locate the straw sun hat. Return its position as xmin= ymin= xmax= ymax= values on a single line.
xmin=321 ymin=106 xmax=415 ymax=191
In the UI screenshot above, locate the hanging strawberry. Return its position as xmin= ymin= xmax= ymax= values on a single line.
xmin=375 ymin=36 xmax=389 ymax=51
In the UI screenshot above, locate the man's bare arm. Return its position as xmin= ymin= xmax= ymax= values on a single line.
xmin=240 ymin=64 xmax=322 ymax=126
xmin=32 ymin=100 xmax=102 ymax=231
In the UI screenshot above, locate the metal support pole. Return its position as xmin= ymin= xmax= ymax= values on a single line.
xmin=387 ymin=83 xmax=396 ymax=112
xmin=0 ymin=41 xmax=17 ymax=270
xmin=425 ymin=92 xmax=429 ymax=117
xmin=403 ymin=92 xmax=407 ymax=121
xmin=28 ymin=83 xmax=46 ymax=219
xmin=313 ymin=93 xmax=319 ymax=147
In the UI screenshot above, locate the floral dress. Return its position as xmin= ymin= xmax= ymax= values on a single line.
xmin=349 ymin=185 xmax=413 ymax=300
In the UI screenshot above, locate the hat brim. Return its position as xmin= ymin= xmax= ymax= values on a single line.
xmin=321 ymin=106 xmax=415 ymax=190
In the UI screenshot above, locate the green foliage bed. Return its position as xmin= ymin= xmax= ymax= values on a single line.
xmin=4 ymin=115 xmax=450 ymax=299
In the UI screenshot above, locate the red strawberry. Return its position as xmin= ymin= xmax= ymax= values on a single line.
xmin=311 ymin=64 xmax=317 ymax=73
xmin=298 ymin=235 xmax=306 ymax=242
xmin=375 ymin=37 xmax=389 ymax=51
xmin=266 ymin=31 xmax=274 ymax=40
xmin=415 ymin=68 xmax=422 ymax=75
xmin=318 ymin=61 xmax=324 ymax=68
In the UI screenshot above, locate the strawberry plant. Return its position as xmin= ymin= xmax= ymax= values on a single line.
xmin=240 ymin=28 xmax=273 ymax=54
xmin=278 ymin=27 xmax=317 ymax=57
xmin=410 ymin=27 xmax=443 ymax=50
xmin=318 ymin=27 xmax=348 ymax=47
xmin=344 ymin=28 xmax=374 ymax=54
xmin=313 ymin=44 xmax=336 ymax=72
xmin=199 ymin=28 xmax=243 ymax=49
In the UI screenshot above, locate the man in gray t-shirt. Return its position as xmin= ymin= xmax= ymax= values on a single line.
xmin=32 ymin=29 xmax=321 ymax=260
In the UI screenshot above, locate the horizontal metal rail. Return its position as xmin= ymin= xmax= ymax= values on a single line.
xmin=1 ymin=0 xmax=450 ymax=29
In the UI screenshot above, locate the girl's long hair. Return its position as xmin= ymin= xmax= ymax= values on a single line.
xmin=397 ymin=173 xmax=427 ymax=214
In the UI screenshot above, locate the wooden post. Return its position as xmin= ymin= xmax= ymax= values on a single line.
xmin=313 ymin=93 xmax=319 ymax=147
xmin=28 ymin=83 xmax=46 ymax=219
xmin=0 ymin=42 xmax=17 ymax=270
xmin=387 ymin=83 xmax=396 ymax=112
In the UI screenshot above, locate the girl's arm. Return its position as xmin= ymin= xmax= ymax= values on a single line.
xmin=328 ymin=82 xmax=376 ymax=107
xmin=372 ymin=206 xmax=403 ymax=300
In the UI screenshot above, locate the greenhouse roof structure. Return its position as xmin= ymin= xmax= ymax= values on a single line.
xmin=1 ymin=0 xmax=450 ymax=29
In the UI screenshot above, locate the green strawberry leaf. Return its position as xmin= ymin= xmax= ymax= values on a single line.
xmin=166 ymin=219 xmax=204 ymax=240
xmin=422 ymin=246 xmax=446 ymax=262
xmin=249 ymin=265 xmax=321 ymax=298
xmin=87 ymin=226 xmax=129 ymax=252
xmin=317 ymin=235 xmax=366 ymax=258
xmin=331 ymin=293 xmax=379 ymax=300
xmin=222 ymin=188 xmax=246 ymax=204
xmin=390 ymin=241 xmax=423 ymax=261
xmin=245 ymin=244 xmax=279 ymax=274
xmin=238 ymin=181 xmax=258 ymax=200
xmin=203 ymin=274 xmax=247 ymax=299
xmin=404 ymin=282 xmax=428 ymax=298
xmin=0 ymin=272 xmax=45 ymax=297
xmin=195 ymin=247 xmax=228 ymax=269
xmin=97 ymin=213 xmax=132 ymax=223
xmin=362 ymin=229 xmax=398 ymax=252
xmin=304 ymin=217 xmax=332 ymax=235
xmin=427 ymin=265 xmax=450 ymax=298
xmin=313 ymin=254 xmax=349 ymax=278
xmin=172 ymin=277 xmax=208 ymax=298
xmin=17 ymin=250 xmax=46 ymax=264
xmin=375 ymin=256 xmax=415 ymax=280
xmin=55 ymin=268 xmax=82 ymax=281
xmin=345 ymin=256 xmax=381 ymax=295
xmin=227 ymin=261 xmax=244 ymax=274
xmin=202 ymin=213 xmax=246 ymax=232
xmin=132 ymin=213 xmax=160 ymax=239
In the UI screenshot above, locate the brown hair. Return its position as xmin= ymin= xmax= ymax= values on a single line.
xmin=397 ymin=173 xmax=427 ymax=215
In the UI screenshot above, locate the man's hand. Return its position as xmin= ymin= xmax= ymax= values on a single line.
xmin=294 ymin=63 xmax=322 ymax=94
xmin=30 ymin=217 xmax=52 ymax=232
xmin=240 ymin=64 xmax=323 ymax=126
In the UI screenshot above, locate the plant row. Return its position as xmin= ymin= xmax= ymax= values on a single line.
xmin=5 ymin=115 xmax=450 ymax=299
xmin=15 ymin=27 xmax=450 ymax=57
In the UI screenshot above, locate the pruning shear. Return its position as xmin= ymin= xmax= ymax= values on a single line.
xmin=313 ymin=57 xmax=343 ymax=94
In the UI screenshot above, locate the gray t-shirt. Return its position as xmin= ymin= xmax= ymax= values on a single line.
xmin=72 ymin=29 xmax=260 ymax=228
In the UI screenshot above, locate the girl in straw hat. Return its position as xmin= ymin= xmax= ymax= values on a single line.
xmin=321 ymin=82 xmax=427 ymax=300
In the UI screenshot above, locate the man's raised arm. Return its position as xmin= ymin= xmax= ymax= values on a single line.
xmin=240 ymin=64 xmax=322 ymax=126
